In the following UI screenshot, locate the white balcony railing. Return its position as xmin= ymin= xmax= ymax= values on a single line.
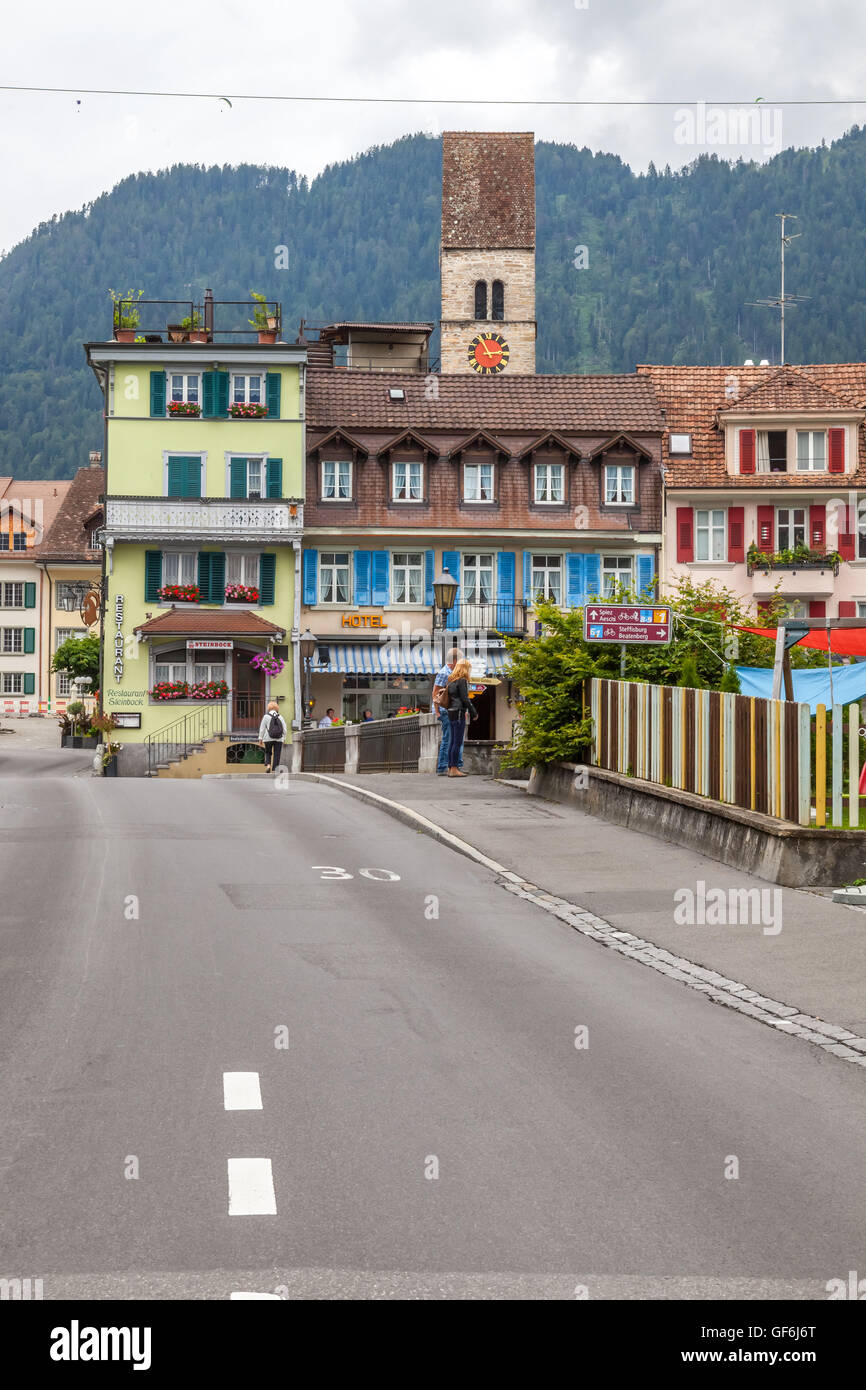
xmin=104 ymin=497 xmax=302 ymax=542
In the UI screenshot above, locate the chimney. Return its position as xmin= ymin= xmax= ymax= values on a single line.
xmin=204 ymin=288 xmax=214 ymax=337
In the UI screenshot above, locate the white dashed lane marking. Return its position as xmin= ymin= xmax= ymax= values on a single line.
xmin=227 ymin=1158 xmax=277 ymax=1215
xmin=223 ymin=1071 xmax=263 ymax=1110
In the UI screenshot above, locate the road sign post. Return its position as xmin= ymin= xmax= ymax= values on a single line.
xmin=584 ymin=604 xmax=672 ymax=647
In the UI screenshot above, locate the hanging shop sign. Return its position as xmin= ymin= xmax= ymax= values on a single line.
xmin=113 ymin=594 xmax=125 ymax=681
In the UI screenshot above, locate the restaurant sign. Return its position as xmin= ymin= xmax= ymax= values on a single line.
xmin=186 ymin=640 xmax=234 ymax=650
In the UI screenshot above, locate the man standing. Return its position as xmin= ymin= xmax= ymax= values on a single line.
xmin=433 ymin=647 xmax=463 ymax=775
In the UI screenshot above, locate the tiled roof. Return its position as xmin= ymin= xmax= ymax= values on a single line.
xmin=307 ymin=368 xmax=663 ymax=433
xmin=135 ymin=609 xmax=284 ymax=637
xmin=637 ymin=363 xmax=866 ymax=488
xmin=38 ymin=463 xmax=105 ymax=561
xmin=441 ymin=131 xmax=535 ymax=249
xmin=0 ymin=477 xmax=72 ymax=554
xmin=318 ymin=322 xmax=435 ymax=335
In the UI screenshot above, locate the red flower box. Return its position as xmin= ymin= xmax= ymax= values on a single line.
xmin=159 ymin=584 xmax=200 ymax=603
xmin=228 ymin=402 xmax=268 ymax=418
xmin=168 ymin=400 xmax=201 ymax=417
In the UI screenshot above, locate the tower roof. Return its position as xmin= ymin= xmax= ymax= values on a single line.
xmin=441 ymin=132 xmax=535 ymax=249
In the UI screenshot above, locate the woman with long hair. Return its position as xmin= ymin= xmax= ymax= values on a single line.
xmin=444 ymin=658 xmax=478 ymax=776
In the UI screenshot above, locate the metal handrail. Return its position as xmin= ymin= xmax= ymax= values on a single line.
xmin=144 ymin=700 xmax=229 ymax=775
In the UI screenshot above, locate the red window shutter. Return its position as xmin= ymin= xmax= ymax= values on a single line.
xmin=809 ymin=601 xmax=826 ymax=619
xmin=739 ymin=429 xmax=756 ymax=474
xmin=727 ymin=506 xmax=745 ymax=562
xmin=839 ymin=504 xmax=856 ymax=561
xmin=838 ymin=601 xmax=856 ymax=617
xmin=828 ymin=427 xmax=845 ymax=473
xmin=810 ymin=503 xmax=826 ymax=549
xmin=756 ymin=600 xmax=772 ymax=618
xmin=756 ymin=505 xmax=775 ymax=551
xmin=676 ymin=506 xmax=694 ymax=562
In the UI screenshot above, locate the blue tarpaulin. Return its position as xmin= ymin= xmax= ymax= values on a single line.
xmin=734 ymin=663 xmax=866 ymax=712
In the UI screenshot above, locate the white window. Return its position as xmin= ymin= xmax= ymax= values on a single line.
xmin=225 ymin=554 xmax=260 ymax=589
xmin=464 ymin=462 xmax=494 ymax=502
xmin=55 ymin=583 xmax=81 ymax=612
xmin=232 ymin=373 xmax=264 ymax=405
xmin=669 ymin=433 xmax=692 ymax=455
xmin=319 ymin=552 xmax=351 ymax=604
xmin=534 ymin=462 xmax=564 ymax=503
xmin=393 ymin=461 xmax=423 ymax=502
xmin=602 ymin=555 xmax=634 ymax=597
xmin=777 ymin=507 xmax=806 ymax=550
xmin=322 ymin=460 xmax=352 ymax=501
xmin=246 ymin=458 xmax=263 ymax=497
xmin=2 ymin=627 xmax=23 ymax=653
xmin=796 ymin=430 xmax=827 ymax=472
xmin=57 ymin=671 xmax=72 ymax=697
xmin=530 ymin=554 xmax=563 ymax=604
xmin=780 ymin=599 xmax=808 ymax=620
xmin=169 ymin=373 xmax=200 ymax=405
xmin=695 ymin=509 xmax=726 ymax=561
xmin=1 ymin=582 xmax=24 ymax=608
xmin=392 ymin=552 xmax=424 ymax=604
xmin=2 ymin=673 xmax=24 ymax=694
xmin=153 ymin=648 xmax=188 ymax=685
xmin=462 ymin=554 xmax=495 ymax=603
xmin=56 ymin=627 xmax=86 ymax=648
xmin=193 ymin=661 xmax=226 ymax=684
xmin=858 ymin=602 xmax=866 ymax=620
xmin=89 ymin=529 xmax=102 ymax=548
xmin=161 ymin=551 xmax=198 ymax=587
xmin=604 ymin=464 xmax=635 ymax=505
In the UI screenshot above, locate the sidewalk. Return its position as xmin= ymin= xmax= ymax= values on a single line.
xmin=325 ymin=772 xmax=866 ymax=1037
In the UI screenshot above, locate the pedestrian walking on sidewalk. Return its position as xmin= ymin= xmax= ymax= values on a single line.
xmin=258 ymin=700 xmax=288 ymax=774
xmin=433 ymin=647 xmax=463 ymax=775
xmin=443 ymin=658 xmax=477 ymax=776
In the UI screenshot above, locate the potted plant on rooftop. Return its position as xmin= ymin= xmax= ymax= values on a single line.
xmin=181 ymin=309 xmax=208 ymax=343
xmin=110 ymin=288 xmax=144 ymax=342
xmin=249 ymin=290 xmax=276 ymax=344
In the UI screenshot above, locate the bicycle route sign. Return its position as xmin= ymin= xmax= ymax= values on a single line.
xmin=584 ymin=604 xmax=672 ymax=645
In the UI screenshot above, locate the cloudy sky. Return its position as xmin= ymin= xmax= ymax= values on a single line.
xmin=0 ymin=0 xmax=862 ymax=252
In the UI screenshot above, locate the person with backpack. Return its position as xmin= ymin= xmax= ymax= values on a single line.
xmin=432 ymin=647 xmax=463 ymax=775
xmin=258 ymin=700 xmax=288 ymax=773
xmin=442 ymin=658 xmax=478 ymax=777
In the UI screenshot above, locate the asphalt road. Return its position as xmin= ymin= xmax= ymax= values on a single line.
xmin=0 ymin=769 xmax=863 ymax=1300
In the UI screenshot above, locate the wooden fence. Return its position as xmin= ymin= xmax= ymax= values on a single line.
xmin=588 ymin=678 xmax=863 ymax=829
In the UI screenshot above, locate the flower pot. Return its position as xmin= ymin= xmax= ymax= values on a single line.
xmin=114 ymin=329 xmax=136 ymax=342
xmin=103 ymin=756 xmax=118 ymax=777
xmin=257 ymin=330 xmax=277 ymax=345
xmin=167 ymin=325 xmax=189 ymax=343
xmin=189 ymin=329 xmax=208 ymax=343
xmin=61 ymin=734 xmax=75 ymax=748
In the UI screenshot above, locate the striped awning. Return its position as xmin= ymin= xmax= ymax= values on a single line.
xmin=318 ymin=644 xmax=509 ymax=677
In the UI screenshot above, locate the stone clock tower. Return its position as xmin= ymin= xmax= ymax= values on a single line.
xmin=439 ymin=131 xmax=536 ymax=375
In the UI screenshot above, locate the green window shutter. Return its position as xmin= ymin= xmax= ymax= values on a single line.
xmin=230 ymin=459 xmax=247 ymax=499
xmin=23 ymin=673 xmax=35 ymax=695
xmin=150 ymin=370 xmax=166 ymax=417
xmin=202 ymin=371 xmax=216 ymax=418
xmin=216 ymin=371 xmax=229 ymax=416
xmin=266 ymin=373 xmax=281 ymax=418
xmin=259 ymin=553 xmax=276 ymax=605
xmin=24 ymin=582 xmax=36 ymax=608
xmin=144 ymin=551 xmax=162 ymax=601
xmin=266 ymin=458 xmax=283 ymax=498
xmin=209 ymin=551 xmax=225 ymax=602
xmin=182 ymin=458 xmax=201 ymax=498
xmin=167 ymin=458 xmax=183 ymax=495
xmin=197 ymin=552 xmax=212 ymax=601
xmin=23 ymin=627 xmax=35 ymax=654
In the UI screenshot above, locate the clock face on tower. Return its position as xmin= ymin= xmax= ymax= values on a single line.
xmin=468 ymin=332 xmax=509 ymax=375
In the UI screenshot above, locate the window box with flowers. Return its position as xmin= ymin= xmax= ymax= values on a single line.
xmin=225 ymin=583 xmax=260 ymax=604
xmin=229 ymin=402 xmax=269 ymax=419
xmin=151 ymin=680 xmax=190 ymax=701
xmin=168 ymin=400 xmax=201 ymax=418
xmin=250 ymin=652 xmax=284 ymax=677
xmin=190 ymin=679 xmax=229 ymax=701
xmin=158 ymin=584 xmax=200 ymax=603
xmin=396 ymin=707 xmax=422 ymax=717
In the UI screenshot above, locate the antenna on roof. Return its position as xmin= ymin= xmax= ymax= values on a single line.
xmin=747 ymin=213 xmax=809 ymax=364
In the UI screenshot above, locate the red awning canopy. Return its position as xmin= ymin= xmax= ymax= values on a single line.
xmin=735 ymin=625 xmax=866 ymax=656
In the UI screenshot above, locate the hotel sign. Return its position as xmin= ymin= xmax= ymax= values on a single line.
xmin=341 ymin=614 xmax=386 ymax=629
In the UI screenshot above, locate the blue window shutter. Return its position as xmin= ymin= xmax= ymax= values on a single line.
xmin=442 ymin=550 xmax=460 ymax=630
xmin=497 ymin=550 xmax=516 ymax=629
xmin=230 ymin=459 xmax=247 ymax=499
xmin=266 ymin=373 xmax=281 ymax=418
xmin=424 ymin=550 xmax=435 ymax=607
xmin=353 ymin=551 xmax=372 ymax=606
xmin=584 ymin=554 xmax=602 ymax=600
xmin=636 ymin=553 xmax=655 ymax=598
xmin=216 ymin=371 xmax=229 ymax=416
xmin=266 ymin=458 xmax=283 ymax=498
xmin=24 ymin=627 xmax=36 ymax=654
xmin=202 ymin=371 xmax=216 ymax=418
xmin=522 ymin=551 xmax=533 ymax=603
xmin=150 ymin=371 xmax=166 ymax=417
xmin=303 ymin=549 xmax=318 ymax=605
xmin=144 ymin=551 xmax=162 ymax=601
xmin=259 ymin=553 xmax=276 ymax=605
xmin=566 ymin=553 xmax=584 ymax=608
xmin=23 ymin=672 xmax=35 ymax=695
xmin=371 ymin=551 xmax=390 ymax=606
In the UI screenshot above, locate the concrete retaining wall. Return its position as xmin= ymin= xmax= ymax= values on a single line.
xmin=526 ymin=763 xmax=866 ymax=888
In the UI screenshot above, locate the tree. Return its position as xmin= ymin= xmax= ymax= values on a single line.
xmin=678 ymin=652 xmax=704 ymax=688
xmin=52 ymin=635 xmax=100 ymax=685
xmin=718 ymin=664 xmax=742 ymax=693
xmin=501 ymin=602 xmax=594 ymax=767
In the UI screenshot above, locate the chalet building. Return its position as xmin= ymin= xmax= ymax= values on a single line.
xmin=638 ymin=362 xmax=866 ymax=622
xmin=300 ymin=130 xmax=662 ymax=739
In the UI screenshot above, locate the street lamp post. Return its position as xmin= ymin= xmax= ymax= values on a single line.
xmin=299 ymin=627 xmax=317 ymax=728
xmin=432 ymin=567 xmax=459 ymax=667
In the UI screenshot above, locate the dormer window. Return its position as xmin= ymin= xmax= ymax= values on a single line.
xmin=534 ymin=462 xmax=565 ymax=504
xmin=393 ymin=460 xmax=424 ymax=502
xmin=796 ymin=430 xmax=826 ymax=471
xmin=474 ymin=281 xmax=488 ymax=320
xmin=604 ymin=464 xmax=635 ymax=505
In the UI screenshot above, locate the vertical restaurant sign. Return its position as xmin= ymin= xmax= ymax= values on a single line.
xmin=114 ymin=594 xmax=124 ymax=681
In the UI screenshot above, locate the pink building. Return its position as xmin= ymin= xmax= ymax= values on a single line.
xmin=638 ymin=363 xmax=866 ymax=622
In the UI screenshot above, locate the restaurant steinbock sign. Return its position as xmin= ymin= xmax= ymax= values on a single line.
xmin=185 ymin=640 xmax=234 ymax=650
xmin=584 ymin=604 xmax=672 ymax=645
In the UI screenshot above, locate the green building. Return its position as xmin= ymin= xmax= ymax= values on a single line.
xmin=85 ymin=292 xmax=305 ymax=775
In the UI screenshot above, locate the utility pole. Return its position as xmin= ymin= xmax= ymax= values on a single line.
xmin=747 ymin=213 xmax=809 ymax=363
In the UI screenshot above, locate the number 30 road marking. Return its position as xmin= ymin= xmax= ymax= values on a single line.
xmin=312 ymin=866 xmax=401 ymax=882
